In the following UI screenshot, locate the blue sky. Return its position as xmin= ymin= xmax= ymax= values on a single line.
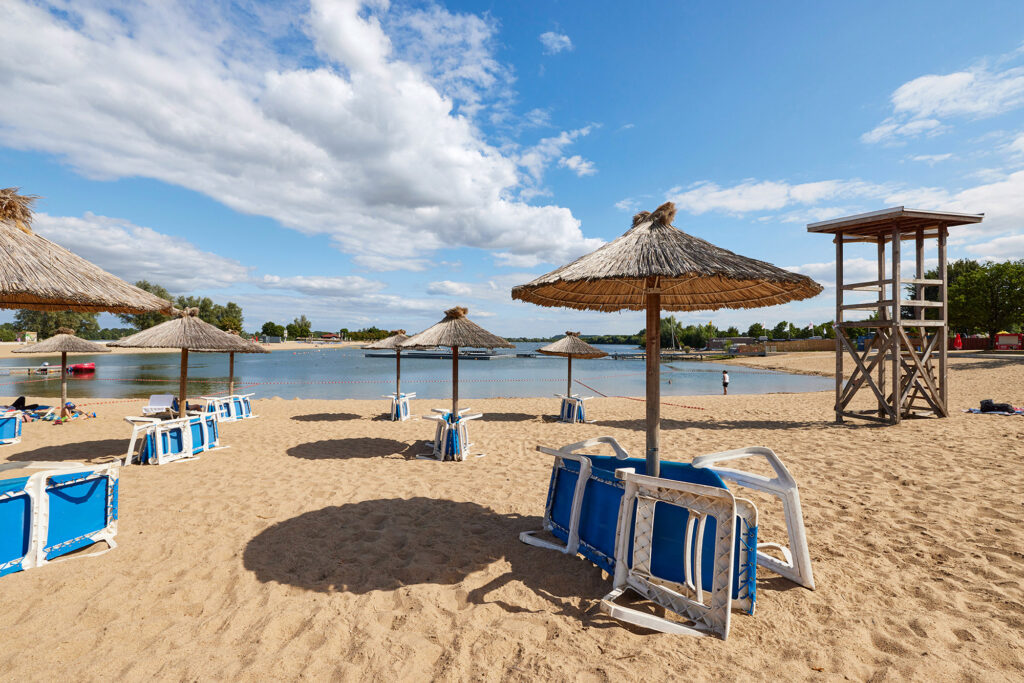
xmin=1 ymin=0 xmax=1023 ymax=335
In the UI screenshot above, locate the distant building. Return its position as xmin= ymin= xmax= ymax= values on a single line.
xmin=260 ymin=335 xmax=283 ymax=343
xmin=708 ymin=336 xmax=755 ymax=350
xmin=321 ymin=333 xmax=340 ymax=340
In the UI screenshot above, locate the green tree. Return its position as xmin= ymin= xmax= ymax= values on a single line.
xmin=746 ymin=323 xmax=768 ymax=338
xmin=13 ymin=310 xmax=100 ymax=339
xmin=216 ymin=302 xmax=244 ymax=331
xmin=949 ymin=260 xmax=1024 ymax=347
xmin=771 ymin=321 xmax=789 ymax=339
xmin=118 ymin=280 xmax=173 ymax=330
xmin=287 ymin=315 xmax=312 ymax=338
xmin=261 ymin=321 xmax=285 ymax=337
xmin=724 ymin=325 xmax=741 ymax=337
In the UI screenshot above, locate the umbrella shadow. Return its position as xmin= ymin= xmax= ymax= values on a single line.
xmin=286 ymin=438 xmax=409 ymax=460
xmin=595 ymin=417 xmax=873 ymax=431
xmin=242 ymin=497 xmax=617 ymax=626
xmin=291 ymin=413 xmax=361 ymax=422
xmin=4 ymin=438 xmax=126 ymax=463
xmin=483 ymin=412 xmax=538 ymax=422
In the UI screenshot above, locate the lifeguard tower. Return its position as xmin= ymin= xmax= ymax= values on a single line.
xmin=808 ymin=207 xmax=983 ymax=424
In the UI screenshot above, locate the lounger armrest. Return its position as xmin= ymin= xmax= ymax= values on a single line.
xmin=423 ymin=414 xmax=445 ymax=422
xmin=692 ymin=446 xmax=797 ymax=492
xmin=124 ymin=416 xmax=161 ymax=425
xmin=0 ymin=461 xmax=81 ymax=474
xmin=536 ymin=435 xmax=630 ymax=460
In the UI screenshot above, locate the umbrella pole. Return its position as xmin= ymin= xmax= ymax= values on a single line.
xmin=452 ymin=346 xmax=459 ymax=415
xmin=60 ymin=351 xmax=68 ymax=418
xmin=567 ymin=355 xmax=572 ymax=396
xmin=396 ymin=349 xmax=401 ymax=396
xmin=179 ymin=348 xmax=188 ymax=417
xmin=229 ymin=352 xmax=235 ymax=395
xmin=646 ymin=279 xmax=661 ymax=477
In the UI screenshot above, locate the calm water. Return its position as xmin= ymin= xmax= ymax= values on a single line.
xmin=0 ymin=343 xmax=831 ymax=403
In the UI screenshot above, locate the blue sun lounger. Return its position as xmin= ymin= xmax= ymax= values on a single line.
xmin=123 ymin=412 xmax=223 ymax=465
xmin=520 ymin=437 xmax=814 ymax=638
xmin=0 ymin=410 xmax=23 ymax=445
xmin=201 ymin=394 xmax=257 ymax=423
xmin=0 ymin=461 xmax=118 ymax=577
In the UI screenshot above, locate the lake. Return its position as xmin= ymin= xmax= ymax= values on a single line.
xmin=0 ymin=343 xmax=832 ymax=403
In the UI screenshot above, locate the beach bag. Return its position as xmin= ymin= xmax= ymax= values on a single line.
xmin=980 ymin=399 xmax=1013 ymax=413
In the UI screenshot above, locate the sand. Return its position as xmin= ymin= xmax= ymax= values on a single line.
xmin=1 ymin=354 xmax=1022 ymax=681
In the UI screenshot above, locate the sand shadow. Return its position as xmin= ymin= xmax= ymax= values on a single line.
xmin=286 ymin=438 xmax=408 ymax=460
xmin=596 ymin=417 xmax=869 ymax=431
xmin=483 ymin=412 xmax=538 ymax=422
xmin=243 ymin=497 xmax=616 ymax=625
xmin=5 ymin=438 xmax=126 ymax=463
xmin=291 ymin=413 xmax=361 ymax=422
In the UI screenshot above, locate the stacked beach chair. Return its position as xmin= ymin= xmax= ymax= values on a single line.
xmin=124 ymin=394 xmax=224 ymax=466
xmin=201 ymin=393 xmax=257 ymax=423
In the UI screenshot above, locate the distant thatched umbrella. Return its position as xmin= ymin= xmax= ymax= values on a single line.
xmin=401 ymin=308 xmax=513 ymax=415
xmin=109 ymin=309 xmax=262 ymax=416
xmin=0 ymin=189 xmax=174 ymax=314
xmin=513 ymin=202 xmax=822 ymax=476
xmin=538 ymin=332 xmax=608 ymax=396
xmin=13 ymin=327 xmax=110 ymax=417
xmin=220 ymin=330 xmax=268 ymax=395
xmin=364 ymin=330 xmax=409 ymax=396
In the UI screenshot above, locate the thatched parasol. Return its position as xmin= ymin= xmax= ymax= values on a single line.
xmin=13 ymin=327 xmax=110 ymax=417
xmin=109 ymin=308 xmax=262 ymax=416
xmin=513 ymin=202 xmax=823 ymax=476
xmin=538 ymin=331 xmax=608 ymax=396
xmin=0 ymin=189 xmax=174 ymax=314
xmin=220 ymin=330 xmax=268 ymax=395
xmin=364 ymin=330 xmax=409 ymax=396
xmin=401 ymin=308 xmax=513 ymax=415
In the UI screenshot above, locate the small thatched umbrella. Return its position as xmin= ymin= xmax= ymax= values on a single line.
xmin=13 ymin=327 xmax=110 ymax=418
xmin=364 ymin=330 xmax=410 ymax=396
xmin=513 ymin=202 xmax=822 ymax=476
xmin=538 ymin=331 xmax=608 ymax=396
xmin=401 ymin=308 xmax=513 ymax=415
xmin=221 ymin=330 xmax=268 ymax=395
xmin=0 ymin=189 xmax=174 ymax=313
xmin=109 ymin=308 xmax=260 ymax=416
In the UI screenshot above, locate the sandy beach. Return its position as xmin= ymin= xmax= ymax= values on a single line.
xmin=1 ymin=353 xmax=1022 ymax=680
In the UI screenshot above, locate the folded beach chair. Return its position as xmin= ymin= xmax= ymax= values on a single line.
xmin=423 ymin=408 xmax=482 ymax=461
xmin=385 ymin=392 xmax=415 ymax=421
xmin=555 ymin=393 xmax=593 ymax=423
xmin=141 ymin=394 xmax=177 ymax=416
xmin=0 ymin=410 xmax=23 ymax=445
xmin=0 ymin=461 xmax=118 ymax=577
xmin=123 ymin=412 xmax=223 ymax=466
xmin=200 ymin=393 xmax=257 ymax=423
xmin=520 ymin=437 xmax=814 ymax=639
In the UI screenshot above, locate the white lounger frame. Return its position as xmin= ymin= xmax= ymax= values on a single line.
xmin=600 ymin=469 xmax=758 ymax=639
xmin=200 ymin=394 xmax=257 ymax=423
xmin=123 ymin=413 xmax=224 ymax=466
xmin=0 ymin=410 xmax=23 ymax=445
xmin=554 ymin=394 xmax=594 ymax=423
xmin=141 ymin=394 xmax=176 ymax=416
xmin=0 ymin=461 xmax=118 ymax=574
xmin=384 ymin=392 xmax=415 ymax=421
xmin=423 ymin=408 xmax=482 ymax=461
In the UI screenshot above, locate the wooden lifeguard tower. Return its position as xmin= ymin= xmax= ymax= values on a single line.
xmin=808 ymin=207 xmax=983 ymax=424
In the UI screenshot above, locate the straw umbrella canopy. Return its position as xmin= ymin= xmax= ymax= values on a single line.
xmin=513 ymin=202 xmax=823 ymax=476
xmin=538 ymin=332 xmax=608 ymax=396
xmin=0 ymin=189 xmax=174 ymax=314
xmin=13 ymin=327 xmax=110 ymax=418
xmin=364 ymin=330 xmax=410 ymax=396
xmin=108 ymin=308 xmax=261 ymax=416
xmin=400 ymin=307 xmax=513 ymax=415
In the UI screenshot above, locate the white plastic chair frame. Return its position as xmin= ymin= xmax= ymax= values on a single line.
xmin=200 ymin=394 xmax=257 ymax=423
xmin=141 ymin=394 xmax=176 ymax=416
xmin=384 ymin=392 xmax=415 ymax=422
xmin=519 ymin=436 xmax=630 ymax=553
xmin=554 ymin=394 xmax=593 ymax=423
xmin=599 ymin=469 xmax=757 ymax=639
xmin=123 ymin=413 xmax=224 ymax=466
xmin=0 ymin=409 xmax=22 ymax=445
xmin=0 ymin=461 xmax=118 ymax=574
xmin=692 ymin=446 xmax=815 ymax=590
xmin=422 ymin=409 xmax=482 ymax=461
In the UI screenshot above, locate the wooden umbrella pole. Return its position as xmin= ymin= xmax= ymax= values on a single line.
xmin=452 ymin=346 xmax=459 ymax=415
xmin=645 ymin=278 xmax=661 ymax=477
xmin=396 ymin=349 xmax=401 ymax=396
xmin=60 ymin=350 xmax=68 ymax=418
xmin=567 ymin=355 xmax=573 ymax=396
xmin=179 ymin=348 xmax=188 ymax=417
xmin=228 ymin=352 xmax=235 ymax=395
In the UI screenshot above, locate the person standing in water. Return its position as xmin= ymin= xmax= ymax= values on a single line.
xmin=722 ymin=370 xmax=729 ymax=395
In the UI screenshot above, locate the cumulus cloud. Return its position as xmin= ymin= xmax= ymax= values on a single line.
xmin=863 ymin=50 xmax=1024 ymax=144
xmin=539 ymin=31 xmax=572 ymax=54
xmin=668 ymin=179 xmax=889 ymax=215
xmin=32 ymin=212 xmax=251 ymax=293
xmin=558 ymin=155 xmax=597 ymax=177
xmin=258 ymin=274 xmax=386 ymax=297
xmin=908 ymin=153 xmax=954 ymax=165
xmin=425 ymin=280 xmax=474 ymax=296
xmin=965 ymin=234 xmax=1024 ymax=260
xmin=517 ymin=126 xmax=595 ymax=196
xmin=0 ymin=1 xmax=599 ymax=272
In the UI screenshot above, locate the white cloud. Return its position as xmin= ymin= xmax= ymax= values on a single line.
xmin=33 ymin=212 xmax=251 ymax=293
xmin=668 ymin=179 xmax=888 ymax=215
xmin=558 ymin=155 xmax=597 ymax=176
xmin=1011 ymin=132 xmax=1024 ymax=155
xmin=539 ymin=31 xmax=572 ymax=54
xmin=425 ymin=280 xmax=474 ymax=296
xmin=965 ymin=234 xmax=1024 ymax=260
xmin=909 ymin=153 xmax=954 ymax=164
xmin=517 ymin=126 xmax=595 ymax=196
xmin=258 ymin=274 xmax=385 ymax=297
xmin=863 ymin=52 xmax=1024 ymax=144
xmin=0 ymin=1 xmax=598 ymax=272
xmin=614 ymin=198 xmax=640 ymax=212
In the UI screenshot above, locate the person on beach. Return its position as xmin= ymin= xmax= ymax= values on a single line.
xmin=722 ymin=370 xmax=729 ymax=395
